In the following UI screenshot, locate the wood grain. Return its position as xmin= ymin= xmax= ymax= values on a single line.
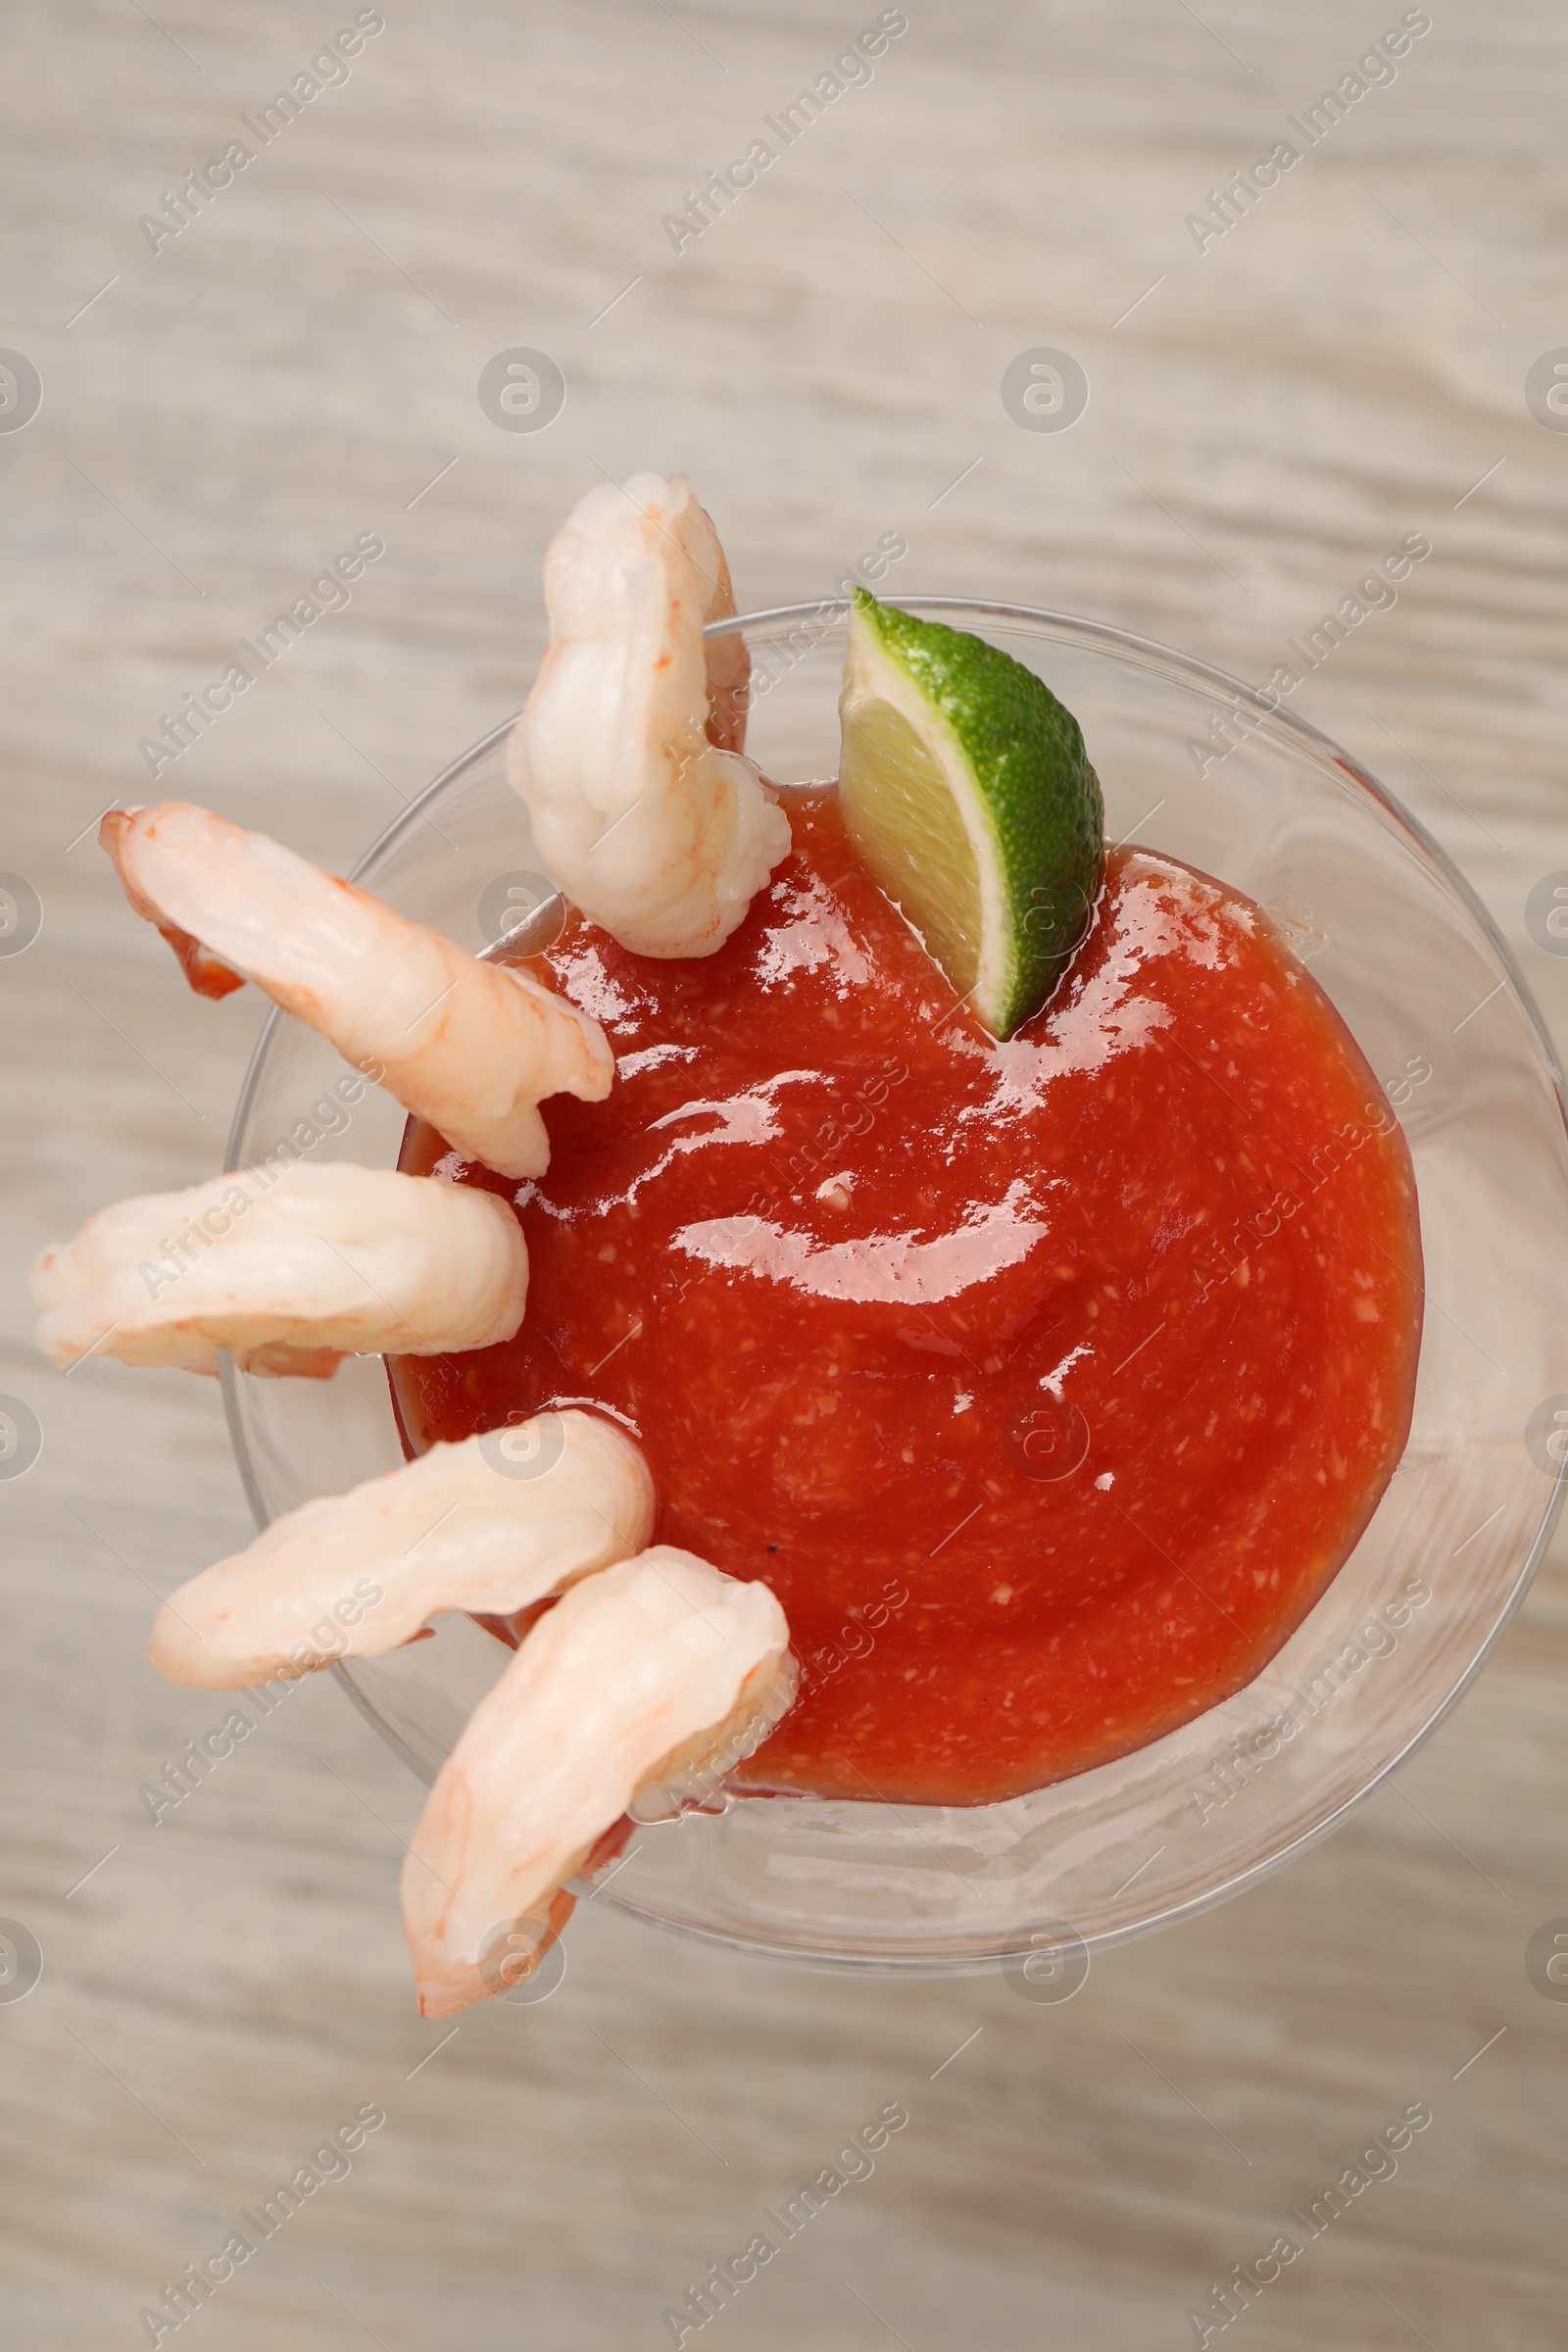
xmin=3 ymin=2 xmax=1567 ymax=2345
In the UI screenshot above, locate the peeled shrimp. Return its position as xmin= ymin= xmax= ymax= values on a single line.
xmin=149 ymin=1410 xmax=655 ymax=1689
xmin=507 ymin=472 xmax=791 ymax=959
xmin=102 ymin=803 xmax=612 ymax=1178
xmin=402 ymin=1549 xmax=794 ymax=2017
xmin=31 ymin=1162 xmax=526 ymax=1378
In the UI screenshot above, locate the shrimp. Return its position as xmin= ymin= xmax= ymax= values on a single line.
xmin=148 ymin=1411 xmax=655 ymax=1688
xmin=507 ymin=472 xmax=792 ymax=959
xmin=31 ymin=1162 xmax=526 ymax=1378
xmin=402 ymin=1549 xmax=794 ymax=2017
xmin=101 ymin=803 xmax=612 ymax=1178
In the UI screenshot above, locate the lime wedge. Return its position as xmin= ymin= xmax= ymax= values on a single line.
xmin=837 ymin=590 xmax=1104 ymax=1039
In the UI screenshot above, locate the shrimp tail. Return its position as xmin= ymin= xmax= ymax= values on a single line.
xmin=100 ymin=807 xmax=247 ymax=998
xmin=695 ymin=504 xmax=750 ymax=758
xmin=417 ymin=1883 xmax=577 ymax=2020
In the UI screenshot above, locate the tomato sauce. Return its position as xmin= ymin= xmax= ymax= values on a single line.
xmin=391 ymin=798 xmax=1421 ymax=1807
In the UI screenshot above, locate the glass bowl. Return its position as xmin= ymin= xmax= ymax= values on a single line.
xmin=220 ymin=601 xmax=1568 ymax=1976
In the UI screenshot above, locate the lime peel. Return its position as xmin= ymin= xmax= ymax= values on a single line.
xmin=836 ymin=590 xmax=1104 ymax=1039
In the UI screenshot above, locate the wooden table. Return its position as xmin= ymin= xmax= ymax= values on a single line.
xmin=3 ymin=3 xmax=1566 ymax=2344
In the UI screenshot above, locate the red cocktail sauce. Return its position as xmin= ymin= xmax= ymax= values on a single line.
xmin=391 ymin=799 xmax=1421 ymax=1807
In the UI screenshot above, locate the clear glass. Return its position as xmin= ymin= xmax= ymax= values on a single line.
xmin=221 ymin=601 xmax=1568 ymax=1975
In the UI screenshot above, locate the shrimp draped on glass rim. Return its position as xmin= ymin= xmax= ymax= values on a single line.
xmin=149 ymin=1411 xmax=656 ymax=1687
xmin=403 ymin=1550 xmax=795 ymax=2018
xmin=102 ymin=800 xmax=612 ymax=1180
xmin=31 ymin=1162 xmax=527 ymax=1378
xmin=35 ymin=469 xmax=800 ymax=2016
xmin=508 ymin=469 xmax=792 ymax=960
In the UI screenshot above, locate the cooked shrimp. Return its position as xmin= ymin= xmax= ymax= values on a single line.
xmin=101 ymin=804 xmax=612 ymax=1178
xmin=149 ymin=1410 xmax=655 ymax=1688
xmin=402 ymin=1549 xmax=794 ymax=2017
xmin=31 ymin=1162 xmax=526 ymax=1378
xmin=507 ymin=472 xmax=792 ymax=959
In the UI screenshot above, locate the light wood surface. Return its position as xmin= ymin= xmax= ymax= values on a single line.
xmin=4 ymin=3 xmax=1568 ymax=2346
